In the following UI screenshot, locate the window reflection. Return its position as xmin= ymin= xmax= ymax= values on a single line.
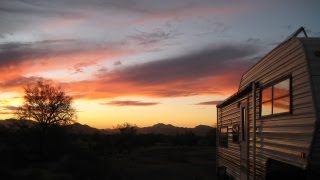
xmin=221 ymin=127 xmax=228 ymax=134
xmin=262 ymin=87 xmax=272 ymax=102
xmin=261 ymin=78 xmax=291 ymax=117
xmin=262 ymin=102 xmax=272 ymax=116
xmin=273 ymin=97 xmax=290 ymax=114
xmin=274 ymin=79 xmax=290 ymax=98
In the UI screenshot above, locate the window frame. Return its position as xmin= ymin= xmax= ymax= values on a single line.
xmin=219 ymin=126 xmax=228 ymax=148
xmin=260 ymin=75 xmax=292 ymax=118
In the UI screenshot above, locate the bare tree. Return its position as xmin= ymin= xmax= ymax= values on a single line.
xmin=16 ymin=81 xmax=76 ymax=128
xmin=15 ymin=81 xmax=76 ymax=155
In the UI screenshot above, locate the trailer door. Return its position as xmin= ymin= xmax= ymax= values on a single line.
xmin=240 ymin=103 xmax=248 ymax=180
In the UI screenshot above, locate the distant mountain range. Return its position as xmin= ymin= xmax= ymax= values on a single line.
xmin=136 ymin=123 xmax=215 ymax=136
xmin=0 ymin=119 xmax=215 ymax=136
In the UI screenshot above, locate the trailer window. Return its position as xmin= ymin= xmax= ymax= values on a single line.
xmin=232 ymin=124 xmax=239 ymax=143
xmin=219 ymin=127 xmax=228 ymax=148
xmin=261 ymin=87 xmax=272 ymax=116
xmin=261 ymin=78 xmax=291 ymax=116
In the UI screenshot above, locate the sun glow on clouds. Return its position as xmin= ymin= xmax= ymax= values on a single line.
xmin=0 ymin=40 xmax=255 ymax=128
xmin=25 ymin=66 xmax=98 ymax=82
xmin=0 ymin=92 xmax=23 ymax=118
xmin=1 ymin=0 xmax=319 ymax=128
xmin=74 ymin=95 xmax=222 ymax=128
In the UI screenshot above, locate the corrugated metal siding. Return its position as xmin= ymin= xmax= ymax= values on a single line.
xmin=241 ymin=38 xmax=315 ymax=179
xmin=217 ymin=38 xmax=317 ymax=180
xmin=217 ymin=98 xmax=245 ymax=180
xmin=247 ymin=93 xmax=256 ymax=179
xmin=240 ymin=39 xmax=305 ymax=88
xmin=217 ymin=94 xmax=254 ymax=180
xmin=300 ymin=38 xmax=320 ymax=174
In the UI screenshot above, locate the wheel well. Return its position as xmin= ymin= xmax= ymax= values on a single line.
xmin=266 ymin=159 xmax=306 ymax=180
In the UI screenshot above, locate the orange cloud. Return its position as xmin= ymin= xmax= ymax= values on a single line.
xmin=0 ymin=39 xmax=136 ymax=82
xmin=194 ymin=101 xmax=223 ymax=106
xmin=102 ymin=100 xmax=160 ymax=106
xmin=0 ymin=43 xmax=258 ymax=100
xmin=61 ymin=63 xmax=244 ymax=100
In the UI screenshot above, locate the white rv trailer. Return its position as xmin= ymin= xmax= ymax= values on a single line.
xmin=216 ymin=27 xmax=320 ymax=179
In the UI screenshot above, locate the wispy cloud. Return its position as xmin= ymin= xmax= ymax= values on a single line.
xmin=0 ymin=105 xmax=19 ymax=115
xmin=127 ymin=28 xmax=179 ymax=45
xmin=135 ymin=2 xmax=251 ymax=24
xmin=194 ymin=101 xmax=223 ymax=105
xmin=0 ymin=42 xmax=258 ymax=98
xmin=247 ymin=38 xmax=261 ymax=44
xmin=106 ymin=44 xmax=258 ymax=85
xmin=1 ymin=105 xmax=19 ymax=111
xmin=0 ymin=39 xmax=136 ymax=81
xmin=114 ymin=61 xmax=122 ymax=66
xmin=102 ymin=100 xmax=160 ymax=106
xmin=0 ymin=112 xmax=13 ymax=115
xmin=0 ymin=76 xmax=46 ymax=90
xmin=0 ymin=0 xmax=258 ymax=100
xmin=61 ymin=43 xmax=258 ymax=98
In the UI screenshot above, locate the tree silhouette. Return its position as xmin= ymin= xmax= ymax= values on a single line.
xmin=15 ymin=81 xmax=76 ymax=155
xmin=117 ymin=123 xmax=137 ymax=153
xmin=117 ymin=122 xmax=137 ymax=135
xmin=16 ymin=81 xmax=76 ymax=128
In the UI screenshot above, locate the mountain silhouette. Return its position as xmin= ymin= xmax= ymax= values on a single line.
xmin=0 ymin=118 xmax=36 ymax=129
xmin=68 ymin=122 xmax=101 ymax=134
xmin=112 ymin=123 xmax=215 ymax=136
xmin=0 ymin=119 xmax=215 ymax=136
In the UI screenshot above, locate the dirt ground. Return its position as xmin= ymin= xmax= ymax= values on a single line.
xmin=1 ymin=144 xmax=217 ymax=180
xmin=107 ymin=146 xmax=217 ymax=180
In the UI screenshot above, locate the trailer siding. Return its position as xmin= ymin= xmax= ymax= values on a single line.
xmin=241 ymin=39 xmax=315 ymax=179
xmin=217 ymin=101 xmax=241 ymax=179
xmin=217 ymin=38 xmax=318 ymax=180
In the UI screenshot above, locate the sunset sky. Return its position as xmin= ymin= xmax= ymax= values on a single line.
xmin=0 ymin=0 xmax=320 ymax=129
